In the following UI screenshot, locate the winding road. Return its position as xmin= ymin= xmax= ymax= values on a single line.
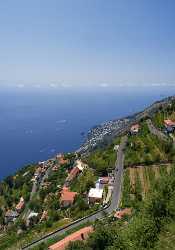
xmin=146 ymin=119 xmax=169 ymax=142
xmin=23 ymin=165 xmax=52 ymax=221
xmin=22 ymin=135 xmax=128 ymax=250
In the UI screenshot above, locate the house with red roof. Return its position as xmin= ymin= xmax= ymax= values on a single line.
xmin=130 ymin=124 xmax=140 ymax=134
xmin=60 ymin=187 xmax=77 ymax=207
xmin=49 ymin=226 xmax=93 ymax=250
xmin=65 ymin=160 xmax=86 ymax=186
xmin=114 ymin=208 xmax=132 ymax=219
xmin=15 ymin=197 xmax=25 ymax=213
xmin=164 ymin=119 xmax=175 ymax=127
xmin=164 ymin=119 xmax=175 ymax=133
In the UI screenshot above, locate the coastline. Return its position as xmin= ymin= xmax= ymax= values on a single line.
xmin=77 ymin=95 xmax=175 ymax=154
xmin=1 ymin=94 xmax=175 ymax=181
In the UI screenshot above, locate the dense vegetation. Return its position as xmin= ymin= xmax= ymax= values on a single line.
xmin=0 ymin=151 xmax=105 ymax=249
xmin=125 ymin=122 xmax=175 ymax=167
xmin=66 ymin=166 xmax=175 ymax=250
xmin=152 ymin=100 xmax=175 ymax=129
xmin=70 ymin=168 xmax=96 ymax=194
xmin=121 ymin=164 xmax=172 ymax=209
xmin=86 ymin=137 xmax=120 ymax=175
xmin=0 ymin=164 xmax=35 ymax=219
xmin=0 ymin=161 xmax=71 ymax=250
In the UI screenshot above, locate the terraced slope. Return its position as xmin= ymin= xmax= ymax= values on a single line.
xmin=122 ymin=164 xmax=172 ymax=208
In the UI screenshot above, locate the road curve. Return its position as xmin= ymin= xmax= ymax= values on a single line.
xmin=146 ymin=119 xmax=169 ymax=142
xmin=22 ymin=136 xmax=128 ymax=250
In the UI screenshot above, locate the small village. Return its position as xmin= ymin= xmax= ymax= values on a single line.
xmin=78 ymin=117 xmax=131 ymax=153
xmin=2 ymin=152 xmax=116 ymax=233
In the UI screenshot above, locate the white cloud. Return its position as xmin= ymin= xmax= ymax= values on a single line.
xmin=150 ymin=83 xmax=172 ymax=87
xmin=99 ymin=83 xmax=109 ymax=88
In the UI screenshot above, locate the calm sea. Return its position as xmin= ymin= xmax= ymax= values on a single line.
xmin=0 ymin=85 xmax=175 ymax=179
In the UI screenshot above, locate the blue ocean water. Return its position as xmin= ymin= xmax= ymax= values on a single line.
xmin=0 ymin=85 xmax=175 ymax=179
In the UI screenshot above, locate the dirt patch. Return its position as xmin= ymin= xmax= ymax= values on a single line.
xmin=166 ymin=164 xmax=172 ymax=174
xmin=153 ymin=166 xmax=160 ymax=180
xmin=136 ymin=167 xmax=148 ymax=198
xmin=129 ymin=167 xmax=136 ymax=193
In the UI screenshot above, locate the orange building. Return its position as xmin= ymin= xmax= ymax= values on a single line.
xmin=114 ymin=208 xmax=132 ymax=219
xmin=164 ymin=119 xmax=175 ymax=127
xmin=49 ymin=226 xmax=93 ymax=250
xmin=60 ymin=187 xmax=77 ymax=207
xmin=15 ymin=197 xmax=25 ymax=213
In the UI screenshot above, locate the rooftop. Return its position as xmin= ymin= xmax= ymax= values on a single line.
xmin=114 ymin=208 xmax=132 ymax=219
xmin=16 ymin=197 xmax=25 ymax=211
xmin=5 ymin=210 xmax=19 ymax=218
xmin=28 ymin=212 xmax=38 ymax=220
xmin=88 ymin=187 xmax=103 ymax=199
xmin=130 ymin=124 xmax=139 ymax=132
xmin=164 ymin=119 xmax=175 ymax=126
xmin=49 ymin=226 xmax=93 ymax=250
xmin=60 ymin=188 xmax=77 ymax=202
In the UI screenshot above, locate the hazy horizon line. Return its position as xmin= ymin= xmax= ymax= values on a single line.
xmin=1 ymin=81 xmax=175 ymax=90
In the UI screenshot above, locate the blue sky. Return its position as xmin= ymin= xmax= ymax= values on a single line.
xmin=0 ymin=0 xmax=175 ymax=87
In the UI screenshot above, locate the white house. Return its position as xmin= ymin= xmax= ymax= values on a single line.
xmin=88 ymin=188 xmax=103 ymax=204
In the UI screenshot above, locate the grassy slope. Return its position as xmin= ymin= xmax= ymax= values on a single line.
xmin=0 ymin=135 xmax=121 ymax=249
xmin=85 ymin=137 xmax=120 ymax=176
xmin=125 ymin=121 xmax=174 ymax=167
xmin=122 ymin=164 xmax=172 ymax=209
xmin=154 ymin=222 xmax=175 ymax=250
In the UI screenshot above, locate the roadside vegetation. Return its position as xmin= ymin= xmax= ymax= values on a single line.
xmin=65 ymin=166 xmax=175 ymax=250
xmin=0 ymin=164 xmax=35 ymax=219
xmin=152 ymin=100 xmax=175 ymax=129
xmin=125 ymin=121 xmax=175 ymax=167
xmin=2 ymin=102 xmax=175 ymax=249
xmin=85 ymin=137 xmax=120 ymax=175
xmin=121 ymin=164 xmax=172 ymax=209
xmin=0 ymin=142 xmax=117 ymax=249
xmin=70 ymin=168 xmax=96 ymax=194
xmin=0 ymin=160 xmax=71 ymax=250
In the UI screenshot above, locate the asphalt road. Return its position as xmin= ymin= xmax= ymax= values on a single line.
xmin=22 ymin=135 xmax=128 ymax=250
xmin=146 ymin=119 xmax=169 ymax=142
xmin=22 ymin=181 xmax=37 ymax=220
xmin=23 ymin=166 xmax=51 ymax=221
xmin=107 ymin=135 xmax=128 ymax=213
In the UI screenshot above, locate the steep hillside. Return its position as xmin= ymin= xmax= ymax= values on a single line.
xmin=1 ymin=98 xmax=175 ymax=249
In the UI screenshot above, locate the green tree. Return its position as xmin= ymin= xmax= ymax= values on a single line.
xmin=126 ymin=215 xmax=158 ymax=249
xmin=66 ymin=241 xmax=90 ymax=250
xmin=87 ymin=225 xmax=117 ymax=250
